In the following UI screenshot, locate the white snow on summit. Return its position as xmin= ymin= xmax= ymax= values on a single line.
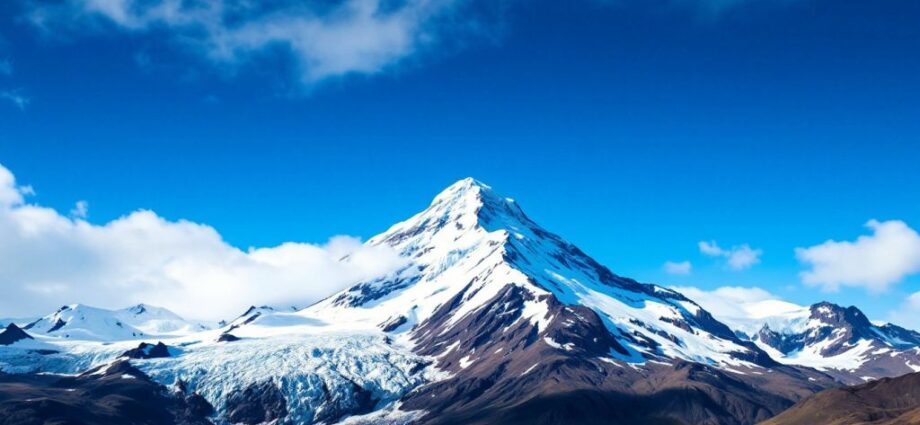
xmin=22 ymin=303 xmax=208 ymax=341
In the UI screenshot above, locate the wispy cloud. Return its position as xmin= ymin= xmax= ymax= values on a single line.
xmin=663 ymin=260 xmax=692 ymax=275
xmin=0 ymin=90 xmax=29 ymax=110
xmin=672 ymin=285 xmax=809 ymax=335
xmin=698 ymin=240 xmax=762 ymax=270
xmin=70 ymin=200 xmax=89 ymax=219
xmin=796 ymin=220 xmax=920 ymax=292
xmin=26 ymin=0 xmax=472 ymax=85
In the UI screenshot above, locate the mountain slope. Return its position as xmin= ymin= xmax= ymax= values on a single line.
xmin=22 ymin=304 xmax=207 ymax=341
xmin=748 ymin=302 xmax=920 ymax=384
xmin=762 ymin=371 xmax=920 ymax=425
xmin=117 ymin=303 xmax=210 ymax=336
xmin=305 ymin=178 xmax=772 ymax=368
xmin=285 ymin=178 xmax=833 ymax=424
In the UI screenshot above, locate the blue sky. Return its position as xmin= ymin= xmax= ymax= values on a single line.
xmin=0 ymin=0 xmax=919 ymax=323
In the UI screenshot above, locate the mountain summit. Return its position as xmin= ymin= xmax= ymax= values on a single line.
xmin=314 ymin=178 xmax=768 ymax=366
xmin=275 ymin=178 xmax=831 ymax=424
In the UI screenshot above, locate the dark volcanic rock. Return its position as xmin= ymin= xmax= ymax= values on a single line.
xmin=217 ymin=333 xmax=240 ymax=342
xmin=0 ymin=359 xmax=213 ymax=425
xmin=0 ymin=324 xmax=32 ymax=345
xmin=46 ymin=318 xmax=67 ymax=333
xmin=121 ymin=342 xmax=171 ymax=359
xmin=402 ymin=284 xmax=833 ymax=425
xmin=184 ymin=392 xmax=215 ymax=419
xmin=313 ymin=379 xmax=378 ymax=424
xmin=379 ymin=315 xmax=408 ymax=332
xmin=225 ymin=380 xmax=287 ymax=425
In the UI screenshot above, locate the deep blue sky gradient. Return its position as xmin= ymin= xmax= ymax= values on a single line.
xmin=1 ymin=0 xmax=918 ymax=320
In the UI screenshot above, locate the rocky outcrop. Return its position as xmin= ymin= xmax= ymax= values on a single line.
xmin=225 ymin=380 xmax=287 ymax=424
xmin=0 ymin=324 xmax=32 ymax=346
xmin=121 ymin=342 xmax=171 ymax=359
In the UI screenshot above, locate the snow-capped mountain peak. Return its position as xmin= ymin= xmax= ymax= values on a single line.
xmin=297 ymin=178 xmax=771 ymax=369
xmin=22 ymin=303 xmax=206 ymax=341
xmin=117 ymin=303 xmax=209 ymax=335
xmin=746 ymin=301 xmax=920 ymax=383
xmin=23 ymin=304 xmax=146 ymax=341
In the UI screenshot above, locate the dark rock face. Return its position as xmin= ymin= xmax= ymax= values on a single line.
xmin=0 ymin=360 xmax=213 ymax=425
xmin=379 ymin=315 xmax=408 ymax=332
xmin=756 ymin=326 xmax=804 ymax=355
xmin=45 ymin=318 xmax=67 ymax=333
xmin=401 ymin=284 xmax=834 ymax=425
xmin=217 ymin=333 xmax=240 ymax=343
xmin=121 ymin=342 xmax=171 ymax=359
xmin=0 ymin=324 xmax=32 ymax=345
xmin=312 ymin=379 xmax=378 ymax=424
xmin=183 ymin=393 xmax=215 ymax=419
xmin=225 ymin=380 xmax=287 ymax=425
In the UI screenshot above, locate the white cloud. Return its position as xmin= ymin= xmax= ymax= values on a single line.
xmin=27 ymin=0 xmax=468 ymax=84
xmin=796 ymin=220 xmax=920 ymax=292
xmin=0 ymin=166 xmax=28 ymax=206
xmin=0 ymin=90 xmax=29 ymax=110
xmin=698 ymin=240 xmax=762 ymax=270
xmin=674 ymin=286 xmax=778 ymax=318
xmin=673 ymin=286 xmax=808 ymax=336
xmin=0 ymin=163 xmax=408 ymax=320
xmin=663 ymin=260 xmax=692 ymax=275
xmin=698 ymin=240 xmax=723 ymax=256
xmin=70 ymin=200 xmax=89 ymax=219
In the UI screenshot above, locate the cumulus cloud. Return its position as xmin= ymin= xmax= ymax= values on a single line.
xmin=673 ymin=286 xmax=807 ymax=335
xmin=698 ymin=240 xmax=762 ymax=270
xmin=0 ymin=163 xmax=408 ymax=321
xmin=663 ymin=260 xmax=692 ymax=275
xmin=796 ymin=220 xmax=920 ymax=292
xmin=0 ymin=90 xmax=29 ymax=110
xmin=674 ymin=286 xmax=778 ymax=318
xmin=26 ymin=0 xmax=470 ymax=84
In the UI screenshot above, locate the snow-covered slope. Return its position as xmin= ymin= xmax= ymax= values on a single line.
xmin=730 ymin=301 xmax=920 ymax=384
xmin=292 ymin=178 xmax=767 ymax=369
xmin=116 ymin=303 xmax=210 ymax=336
xmin=22 ymin=304 xmax=207 ymax=341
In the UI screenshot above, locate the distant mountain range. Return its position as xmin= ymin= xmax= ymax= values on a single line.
xmin=1 ymin=179 xmax=919 ymax=424
xmin=19 ymin=303 xmax=210 ymax=341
